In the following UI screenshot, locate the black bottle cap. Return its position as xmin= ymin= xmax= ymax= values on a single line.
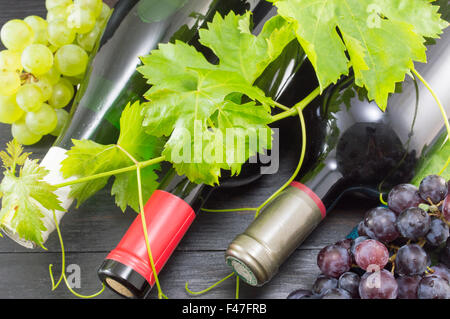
xmin=98 ymin=259 xmax=152 ymax=299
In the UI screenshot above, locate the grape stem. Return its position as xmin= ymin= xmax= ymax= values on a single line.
xmin=270 ymin=87 xmax=321 ymax=123
xmin=53 ymin=155 xmax=166 ymax=189
xmin=417 ymin=238 xmax=427 ymax=247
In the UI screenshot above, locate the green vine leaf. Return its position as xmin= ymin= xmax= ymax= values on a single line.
xmin=0 ymin=142 xmax=63 ymax=248
xmin=0 ymin=140 xmax=30 ymax=172
xmin=138 ymin=12 xmax=290 ymax=185
xmin=270 ymin=0 xmax=448 ymax=110
xmin=199 ymin=12 xmax=296 ymax=84
xmin=60 ymin=101 xmax=162 ymax=212
xmin=411 ymin=133 xmax=450 ymax=186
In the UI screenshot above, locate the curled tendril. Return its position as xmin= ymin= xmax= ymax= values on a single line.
xmin=49 ymin=210 xmax=105 ymax=299
xmin=379 ymin=193 xmax=388 ymax=206
xmin=185 ymin=273 xmax=235 ymax=296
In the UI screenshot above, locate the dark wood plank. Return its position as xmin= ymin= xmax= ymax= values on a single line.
xmin=0 ymin=250 xmax=322 ymax=299
xmin=0 ymin=0 xmax=373 ymax=299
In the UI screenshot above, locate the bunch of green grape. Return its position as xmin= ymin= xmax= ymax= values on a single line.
xmin=0 ymin=0 xmax=110 ymax=145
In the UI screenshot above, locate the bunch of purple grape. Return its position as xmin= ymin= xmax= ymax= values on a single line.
xmin=288 ymin=174 xmax=450 ymax=299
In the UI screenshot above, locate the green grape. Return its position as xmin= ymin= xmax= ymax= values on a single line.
xmin=50 ymin=108 xmax=69 ymax=136
xmin=11 ymin=119 xmax=42 ymax=145
xmin=16 ymin=83 xmax=44 ymax=112
xmin=25 ymin=103 xmax=58 ymax=135
xmin=46 ymin=5 xmax=70 ymax=23
xmin=75 ymin=0 xmax=102 ymax=18
xmin=0 ymin=94 xmax=24 ymax=124
xmin=46 ymin=0 xmax=73 ymax=11
xmin=76 ymin=22 xmax=101 ymax=52
xmin=54 ymin=44 xmax=88 ymax=76
xmin=0 ymin=19 xmax=34 ymax=51
xmin=38 ymin=65 xmax=61 ymax=85
xmin=48 ymin=19 xmax=76 ymax=48
xmin=0 ymin=71 xmax=20 ymax=96
xmin=21 ymin=44 xmax=54 ymax=76
xmin=67 ymin=4 xmax=96 ymax=34
xmin=98 ymin=2 xmax=111 ymax=24
xmin=49 ymin=78 xmax=74 ymax=108
xmin=0 ymin=50 xmax=22 ymax=72
xmin=24 ymin=16 xmax=48 ymax=45
xmin=35 ymin=77 xmax=54 ymax=101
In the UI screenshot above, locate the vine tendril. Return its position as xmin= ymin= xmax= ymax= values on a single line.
xmin=48 ymin=210 xmax=105 ymax=298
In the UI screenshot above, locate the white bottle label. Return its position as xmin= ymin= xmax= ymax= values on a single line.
xmin=2 ymin=146 xmax=75 ymax=248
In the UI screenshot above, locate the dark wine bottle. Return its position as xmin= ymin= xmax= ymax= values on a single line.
xmin=97 ymin=162 xmax=265 ymax=299
xmin=2 ymin=0 xmax=264 ymax=248
xmin=225 ymin=30 xmax=450 ymax=287
xmin=95 ymin=10 xmax=323 ymax=298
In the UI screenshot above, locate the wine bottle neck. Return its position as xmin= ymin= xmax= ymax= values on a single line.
xmin=294 ymin=154 xmax=349 ymax=210
xmin=158 ymin=169 xmax=213 ymax=213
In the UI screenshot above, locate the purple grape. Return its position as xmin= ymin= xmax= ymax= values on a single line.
xmin=363 ymin=207 xmax=399 ymax=243
xmin=396 ymin=275 xmax=421 ymax=299
xmin=317 ymin=244 xmax=352 ymax=278
xmin=351 ymin=236 xmax=369 ymax=256
xmin=338 ymin=272 xmax=360 ymax=298
xmin=395 ymin=207 xmax=431 ymax=240
xmin=443 ymin=194 xmax=450 ymax=222
xmin=354 ymin=239 xmax=389 ymax=271
xmin=335 ymin=238 xmax=352 ymax=252
xmin=321 ymin=288 xmax=352 ymax=299
xmin=359 ymin=270 xmax=398 ymax=299
xmin=425 ymin=218 xmax=449 ymax=246
xmin=417 ymin=276 xmax=450 ymax=299
xmin=419 ymin=175 xmax=448 ymax=204
xmin=395 ymin=244 xmax=430 ymax=276
xmin=287 ymin=289 xmax=313 ymax=299
xmin=425 ymin=264 xmax=450 ymax=283
xmin=357 ymin=221 xmax=368 ymax=236
xmin=312 ymin=275 xmax=338 ymax=296
xmin=440 ymin=238 xmax=450 ymax=268
xmin=387 ymin=183 xmax=423 ymax=215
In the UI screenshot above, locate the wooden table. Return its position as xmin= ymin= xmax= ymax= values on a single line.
xmin=0 ymin=0 xmax=372 ymax=299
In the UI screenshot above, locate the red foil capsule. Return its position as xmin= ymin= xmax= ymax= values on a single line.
xmin=98 ymin=190 xmax=196 ymax=298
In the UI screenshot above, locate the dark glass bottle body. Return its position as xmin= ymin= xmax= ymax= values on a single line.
xmin=226 ymin=29 xmax=450 ymax=287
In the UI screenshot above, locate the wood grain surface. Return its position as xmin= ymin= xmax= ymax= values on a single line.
xmin=0 ymin=0 xmax=373 ymax=299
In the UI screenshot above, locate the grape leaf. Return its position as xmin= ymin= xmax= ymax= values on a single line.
xmin=138 ymin=12 xmax=289 ymax=184
xmin=161 ymin=100 xmax=272 ymax=184
xmin=411 ymin=134 xmax=450 ymax=186
xmin=0 ymin=140 xmax=30 ymax=171
xmin=61 ymin=101 xmax=162 ymax=212
xmin=199 ymin=12 xmax=295 ymax=84
xmin=0 ymin=141 xmax=63 ymax=248
xmin=270 ymin=0 xmax=448 ymax=110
